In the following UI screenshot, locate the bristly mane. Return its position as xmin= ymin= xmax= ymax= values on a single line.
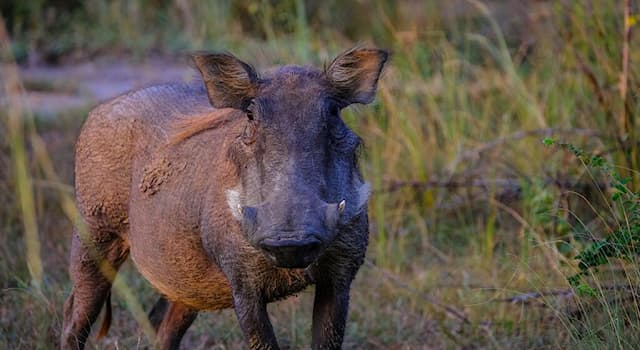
xmin=169 ymin=108 xmax=243 ymax=145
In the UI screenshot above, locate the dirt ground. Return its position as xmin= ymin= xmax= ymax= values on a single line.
xmin=14 ymin=57 xmax=195 ymax=117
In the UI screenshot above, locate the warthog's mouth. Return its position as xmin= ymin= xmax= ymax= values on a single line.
xmin=257 ymin=234 xmax=323 ymax=268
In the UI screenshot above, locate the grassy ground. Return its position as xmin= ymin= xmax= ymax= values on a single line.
xmin=2 ymin=0 xmax=640 ymax=348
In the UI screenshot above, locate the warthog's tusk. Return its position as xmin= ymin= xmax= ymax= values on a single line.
xmin=338 ymin=200 xmax=346 ymax=214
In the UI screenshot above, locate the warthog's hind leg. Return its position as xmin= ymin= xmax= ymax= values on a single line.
xmin=60 ymin=230 xmax=128 ymax=350
xmin=148 ymin=296 xmax=198 ymax=350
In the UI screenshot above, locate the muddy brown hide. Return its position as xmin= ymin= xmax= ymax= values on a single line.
xmin=61 ymin=48 xmax=387 ymax=350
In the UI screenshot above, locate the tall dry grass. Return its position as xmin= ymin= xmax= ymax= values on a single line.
xmin=1 ymin=0 xmax=640 ymax=348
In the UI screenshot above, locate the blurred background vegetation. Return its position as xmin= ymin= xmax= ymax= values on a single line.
xmin=2 ymin=0 xmax=640 ymax=348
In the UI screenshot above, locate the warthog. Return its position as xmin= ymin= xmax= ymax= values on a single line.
xmin=61 ymin=47 xmax=388 ymax=350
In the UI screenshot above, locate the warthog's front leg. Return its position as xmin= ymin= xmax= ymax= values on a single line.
xmin=232 ymin=288 xmax=279 ymax=350
xmin=311 ymin=279 xmax=351 ymax=350
xmin=311 ymin=215 xmax=368 ymax=350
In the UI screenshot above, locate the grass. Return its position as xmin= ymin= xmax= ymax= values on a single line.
xmin=2 ymin=0 xmax=640 ymax=348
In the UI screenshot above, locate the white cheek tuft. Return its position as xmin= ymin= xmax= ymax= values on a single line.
xmin=226 ymin=187 xmax=242 ymax=220
xmin=357 ymin=182 xmax=371 ymax=209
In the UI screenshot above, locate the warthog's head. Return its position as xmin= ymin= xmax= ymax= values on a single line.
xmin=193 ymin=47 xmax=388 ymax=268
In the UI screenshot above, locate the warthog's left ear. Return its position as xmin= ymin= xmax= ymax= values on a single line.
xmin=326 ymin=47 xmax=389 ymax=106
xmin=192 ymin=52 xmax=259 ymax=110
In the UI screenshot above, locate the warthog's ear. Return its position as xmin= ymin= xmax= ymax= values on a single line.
xmin=192 ymin=52 xmax=259 ymax=110
xmin=326 ymin=47 xmax=389 ymax=106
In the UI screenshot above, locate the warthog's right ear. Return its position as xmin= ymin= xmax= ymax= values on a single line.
xmin=192 ymin=52 xmax=259 ymax=110
xmin=326 ymin=47 xmax=389 ymax=106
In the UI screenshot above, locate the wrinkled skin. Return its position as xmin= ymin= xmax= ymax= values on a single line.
xmin=61 ymin=47 xmax=387 ymax=350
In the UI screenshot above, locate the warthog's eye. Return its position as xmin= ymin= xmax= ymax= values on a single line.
xmin=327 ymin=103 xmax=348 ymax=141
xmin=245 ymin=100 xmax=256 ymax=120
xmin=329 ymin=104 xmax=340 ymax=117
xmin=242 ymin=121 xmax=258 ymax=145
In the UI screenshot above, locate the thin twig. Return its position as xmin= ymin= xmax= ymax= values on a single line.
xmin=497 ymin=289 xmax=574 ymax=305
xmin=382 ymin=178 xmax=522 ymax=193
xmin=380 ymin=176 xmax=607 ymax=195
xmin=494 ymin=285 xmax=640 ymax=306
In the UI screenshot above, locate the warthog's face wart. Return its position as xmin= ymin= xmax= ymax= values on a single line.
xmin=193 ymin=48 xmax=388 ymax=268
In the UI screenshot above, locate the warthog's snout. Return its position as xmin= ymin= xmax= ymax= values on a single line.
xmin=241 ymin=200 xmax=345 ymax=268
xmin=259 ymin=234 xmax=323 ymax=268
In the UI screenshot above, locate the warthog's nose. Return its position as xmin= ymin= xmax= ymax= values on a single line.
xmin=258 ymin=236 xmax=323 ymax=268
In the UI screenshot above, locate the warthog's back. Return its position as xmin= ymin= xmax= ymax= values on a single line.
xmin=75 ymin=83 xmax=211 ymax=242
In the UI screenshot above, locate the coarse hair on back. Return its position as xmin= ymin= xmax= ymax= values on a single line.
xmin=169 ymin=108 xmax=244 ymax=145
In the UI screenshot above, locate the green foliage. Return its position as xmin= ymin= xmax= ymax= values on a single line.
xmin=546 ymin=139 xmax=640 ymax=289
